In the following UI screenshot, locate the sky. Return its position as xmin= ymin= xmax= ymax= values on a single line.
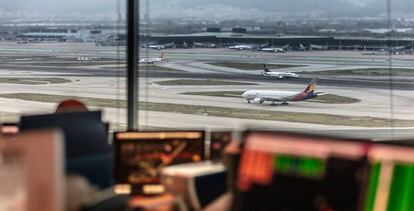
xmin=0 ymin=0 xmax=409 ymax=20
xmin=0 ymin=0 xmax=374 ymax=12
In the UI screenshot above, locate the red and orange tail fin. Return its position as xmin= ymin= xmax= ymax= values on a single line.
xmin=304 ymin=77 xmax=318 ymax=93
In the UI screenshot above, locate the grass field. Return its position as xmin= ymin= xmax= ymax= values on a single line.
xmin=155 ymin=79 xmax=257 ymax=86
xmin=301 ymin=68 xmax=414 ymax=76
xmin=207 ymin=62 xmax=303 ymax=70
xmin=184 ymin=91 xmax=360 ymax=104
xmin=0 ymin=78 xmax=71 ymax=85
xmin=0 ymin=93 xmax=409 ymax=127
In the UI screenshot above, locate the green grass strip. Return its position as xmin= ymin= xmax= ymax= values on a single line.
xmin=0 ymin=78 xmax=71 ymax=85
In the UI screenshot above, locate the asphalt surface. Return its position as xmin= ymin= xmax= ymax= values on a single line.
xmin=1 ymin=63 xmax=413 ymax=90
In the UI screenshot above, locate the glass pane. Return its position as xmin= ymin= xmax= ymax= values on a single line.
xmin=137 ymin=0 xmax=414 ymax=140
xmin=0 ymin=0 xmax=127 ymax=131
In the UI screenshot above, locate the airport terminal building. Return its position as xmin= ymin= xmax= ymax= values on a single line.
xmin=141 ymin=32 xmax=414 ymax=51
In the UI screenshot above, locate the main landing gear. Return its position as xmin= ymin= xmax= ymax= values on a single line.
xmin=282 ymin=102 xmax=289 ymax=105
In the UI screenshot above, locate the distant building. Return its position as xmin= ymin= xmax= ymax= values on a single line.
xmin=232 ymin=28 xmax=247 ymax=33
xmin=206 ymin=28 xmax=221 ymax=33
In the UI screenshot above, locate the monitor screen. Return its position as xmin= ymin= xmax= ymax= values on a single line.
xmin=364 ymin=145 xmax=414 ymax=211
xmin=234 ymin=131 xmax=370 ymax=211
xmin=233 ymin=131 xmax=414 ymax=211
xmin=114 ymin=131 xmax=205 ymax=195
xmin=210 ymin=131 xmax=232 ymax=161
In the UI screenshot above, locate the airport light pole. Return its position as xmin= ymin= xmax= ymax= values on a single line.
xmin=127 ymin=0 xmax=139 ymax=131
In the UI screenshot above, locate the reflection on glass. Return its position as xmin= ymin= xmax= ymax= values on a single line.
xmin=0 ymin=0 xmax=126 ymax=130
xmin=136 ymin=0 xmax=414 ymax=140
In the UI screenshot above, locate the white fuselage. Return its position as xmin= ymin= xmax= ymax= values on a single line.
xmin=139 ymin=57 xmax=163 ymax=64
xmin=148 ymin=45 xmax=165 ymax=50
xmin=228 ymin=45 xmax=253 ymax=50
xmin=260 ymin=48 xmax=285 ymax=53
xmin=262 ymin=71 xmax=299 ymax=79
xmin=242 ymin=90 xmax=300 ymax=103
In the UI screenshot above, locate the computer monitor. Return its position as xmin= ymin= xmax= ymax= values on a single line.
xmin=364 ymin=144 xmax=414 ymax=211
xmin=233 ymin=131 xmax=414 ymax=211
xmin=233 ymin=131 xmax=371 ymax=211
xmin=19 ymin=111 xmax=113 ymax=188
xmin=209 ymin=131 xmax=232 ymax=161
xmin=114 ymin=131 xmax=205 ymax=195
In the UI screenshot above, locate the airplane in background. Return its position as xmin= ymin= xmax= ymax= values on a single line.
xmin=299 ymin=43 xmax=307 ymax=51
xmin=139 ymin=53 xmax=164 ymax=64
xmin=193 ymin=42 xmax=217 ymax=48
xmin=242 ymin=77 xmax=320 ymax=105
xmin=389 ymin=46 xmax=407 ymax=54
xmin=147 ymin=42 xmax=175 ymax=50
xmin=260 ymin=47 xmax=285 ymax=53
xmin=228 ymin=44 xmax=254 ymax=50
xmin=309 ymin=44 xmax=329 ymax=50
xmin=262 ymin=64 xmax=299 ymax=79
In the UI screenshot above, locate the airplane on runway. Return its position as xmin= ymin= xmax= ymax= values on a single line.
xmin=260 ymin=47 xmax=285 ymax=53
xmin=262 ymin=64 xmax=299 ymax=79
xmin=241 ymin=77 xmax=320 ymax=105
xmin=139 ymin=53 xmax=165 ymax=64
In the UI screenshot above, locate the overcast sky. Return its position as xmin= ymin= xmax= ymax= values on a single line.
xmin=0 ymin=0 xmax=409 ymax=20
xmin=0 ymin=0 xmax=121 ymax=13
xmin=0 ymin=0 xmax=375 ymax=12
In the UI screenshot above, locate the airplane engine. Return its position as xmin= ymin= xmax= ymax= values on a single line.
xmin=253 ymin=98 xmax=264 ymax=104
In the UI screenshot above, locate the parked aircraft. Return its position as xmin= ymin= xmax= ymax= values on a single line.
xmin=193 ymin=42 xmax=217 ymax=48
xmin=299 ymin=43 xmax=307 ymax=51
xmin=241 ymin=77 xmax=320 ymax=105
xmin=228 ymin=45 xmax=254 ymax=50
xmin=309 ymin=44 xmax=329 ymax=50
xmin=260 ymin=47 xmax=285 ymax=53
xmin=147 ymin=42 xmax=175 ymax=50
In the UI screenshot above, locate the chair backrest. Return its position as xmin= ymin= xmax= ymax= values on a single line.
xmin=20 ymin=111 xmax=113 ymax=188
